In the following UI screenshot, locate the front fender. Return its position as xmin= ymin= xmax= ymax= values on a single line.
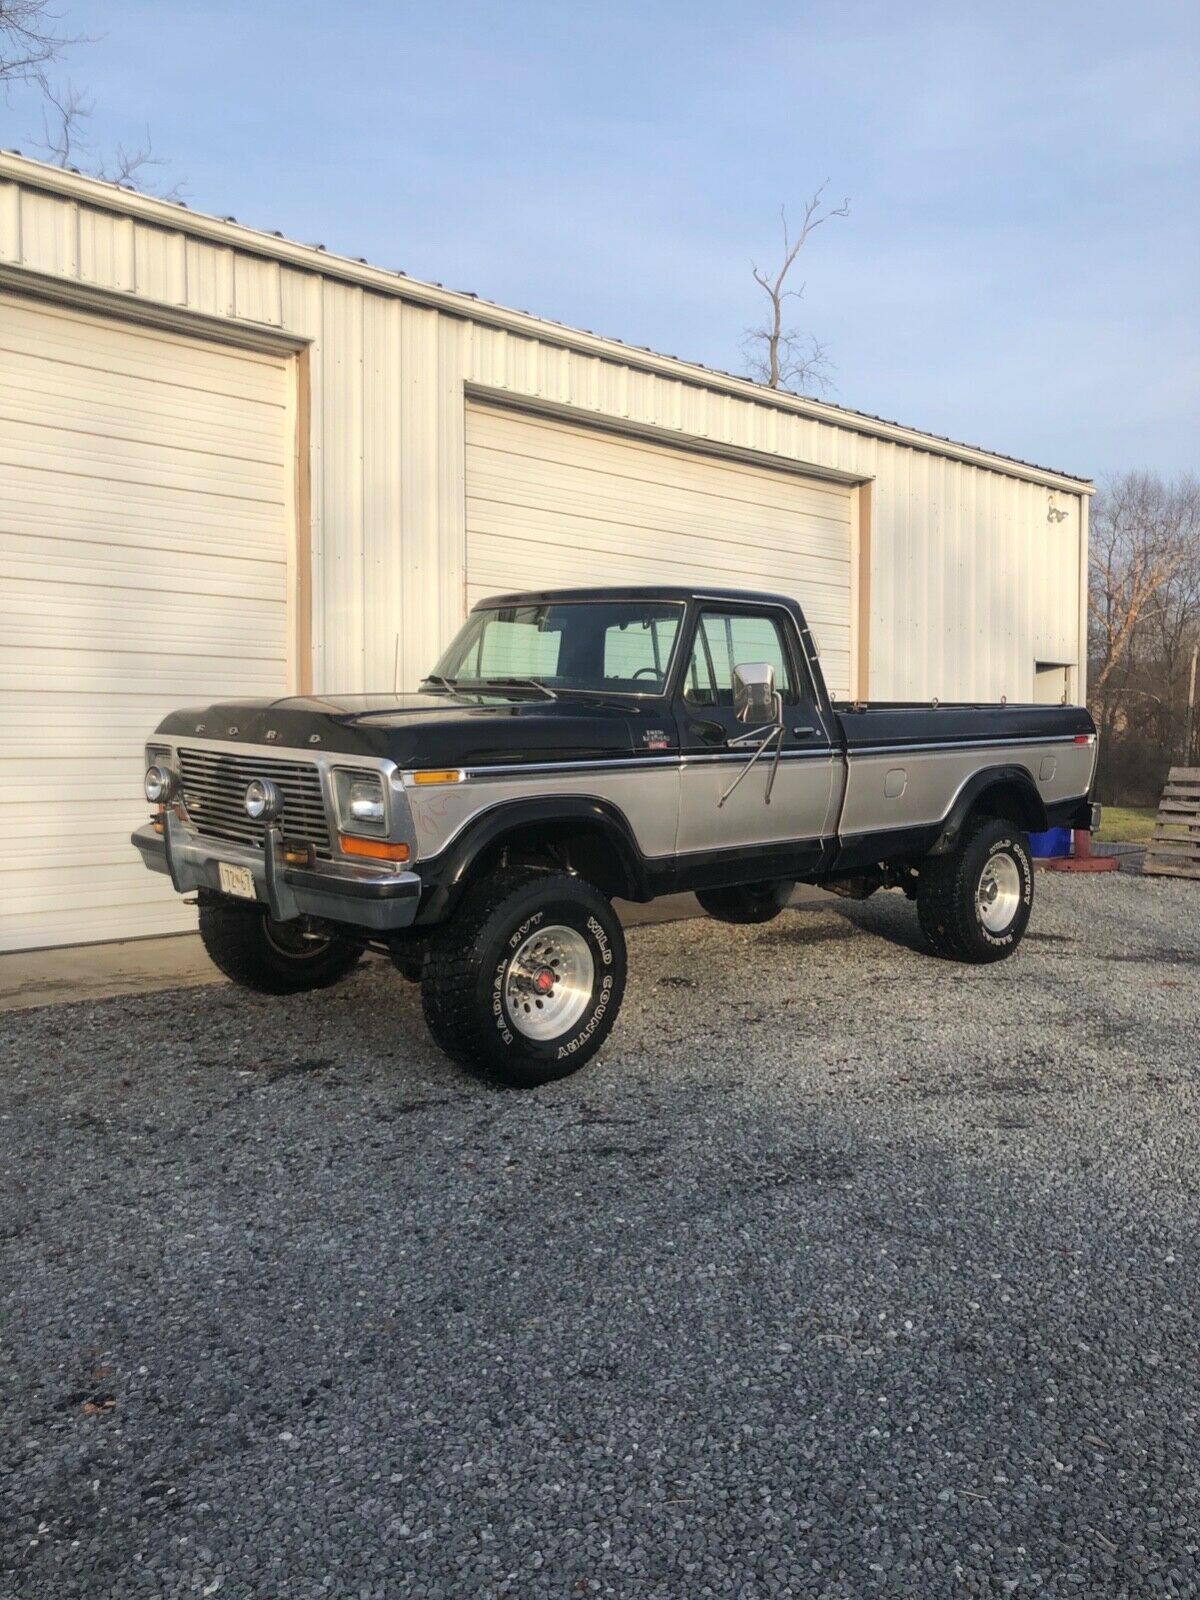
xmin=413 ymin=795 xmax=650 ymax=924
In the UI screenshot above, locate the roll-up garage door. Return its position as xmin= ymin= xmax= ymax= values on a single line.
xmin=0 ymin=294 xmax=294 ymax=951
xmin=464 ymin=400 xmax=853 ymax=693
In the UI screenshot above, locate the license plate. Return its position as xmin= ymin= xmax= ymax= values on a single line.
xmin=218 ymin=862 xmax=256 ymax=900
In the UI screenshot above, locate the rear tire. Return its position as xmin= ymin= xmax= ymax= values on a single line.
xmin=696 ymin=880 xmax=793 ymax=924
xmin=917 ymin=816 xmax=1034 ymax=963
xmin=199 ymin=900 xmax=363 ymax=995
xmin=421 ymin=868 xmax=626 ymax=1087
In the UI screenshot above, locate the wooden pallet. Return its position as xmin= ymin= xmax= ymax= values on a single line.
xmin=1143 ymin=767 xmax=1200 ymax=880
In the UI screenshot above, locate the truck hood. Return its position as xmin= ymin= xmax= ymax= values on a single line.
xmin=155 ymin=691 xmax=679 ymax=766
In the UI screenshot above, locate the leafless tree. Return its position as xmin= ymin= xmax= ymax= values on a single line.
xmin=1088 ymin=471 xmax=1200 ymax=798
xmin=0 ymin=0 xmax=76 ymax=86
xmin=1 ymin=0 xmax=180 ymax=194
xmin=1088 ymin=473 xmax=1196 ymax=696
xmin=743 ymin=184 xmax=849 ymax=396
xmin=38 ymin=78 xmax=177 ymax=194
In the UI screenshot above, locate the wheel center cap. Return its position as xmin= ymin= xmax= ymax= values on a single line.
xmin=532 ymin=966 xmax=556 ymax=995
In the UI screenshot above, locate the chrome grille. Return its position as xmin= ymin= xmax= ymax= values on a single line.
xmin=177 ymin=748 xmax=332 ymax=856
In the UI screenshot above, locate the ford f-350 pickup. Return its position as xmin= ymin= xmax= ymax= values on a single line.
xmin=133 ymin=586 xmax=1099 ymax=1086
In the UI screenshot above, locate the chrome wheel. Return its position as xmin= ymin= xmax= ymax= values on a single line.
xmin=976 ymin=851 xmax=1021 ymax=934
xmin=503 ymin=924 xmax=595 ymax=1041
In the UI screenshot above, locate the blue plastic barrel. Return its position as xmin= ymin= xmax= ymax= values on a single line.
xmin=1029 ymin=826 xmax=1071 ymax=859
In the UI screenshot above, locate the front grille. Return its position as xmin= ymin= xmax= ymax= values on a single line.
xmin=178 ymin=748 xmax=332 ymax=856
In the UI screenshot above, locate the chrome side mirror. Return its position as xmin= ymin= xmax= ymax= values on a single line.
xmin=732 ymin=661 xmax=779 ymax=725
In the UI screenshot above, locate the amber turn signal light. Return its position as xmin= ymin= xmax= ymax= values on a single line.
xmin=338 ymin=835 xmax=410 ymax=863
xmin=408 ymin=769 xmax=465 ymax=786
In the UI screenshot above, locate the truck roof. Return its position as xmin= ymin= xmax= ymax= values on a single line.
xmin=474 ymin=584 xmax=800 ymax=610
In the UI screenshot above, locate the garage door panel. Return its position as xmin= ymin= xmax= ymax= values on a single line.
xmin=467 ymin=452 xmax=850 ymax=544
xmin=465 ymin=403 xmax=854 ymax=700
xmin=0 ymin=294 xmax=292 ymax=951
xmin=467 ymin=483 xmax=850 ymax=563
xmin=4 ymin=581 xmax=287 ymax=657
xmin=0 ymin=646 xmax=285 ymax=697
xmin=0 ymin=415 xmax=286 ymax=502
xmin=3 ymin=299 xmax=289 ymax=404
xmin=467 ymin=409 xmax=851 ymax=521
xmin=1 ymin=693 xmax=216 ymax=739
xmin=5 ymin=801 xmax=156 ymax=846
xmin=467 ymin=501 xmax=852 ymax=589
xmin=466 ymin=545 xmax=852 ymax=636
xmin=1 ymin=533 xmax=286 ymax=602
xmin=0 ymin=465 xmax=285 ymax=547
xmin=1 ymin=350 xmax=288 ymax=466
xmin=2 ymin=900 xmax=198 ymax=953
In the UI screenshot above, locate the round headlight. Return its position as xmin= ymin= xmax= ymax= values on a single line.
xmin=244 ymin=777 xmax=281 ymax=821
xmin=144 ymin=764 xmax=175 ymax=803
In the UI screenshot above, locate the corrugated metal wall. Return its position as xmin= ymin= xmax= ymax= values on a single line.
xmin=0 ymin=166 xmax=1086 ymax=705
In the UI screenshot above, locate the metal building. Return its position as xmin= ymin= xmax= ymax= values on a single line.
xmin=0 ymin=152 xmax=1092 ymax=951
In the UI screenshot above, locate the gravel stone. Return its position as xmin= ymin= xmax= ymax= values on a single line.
xmin=1 ymin=872 xmax=1198 ymax=1597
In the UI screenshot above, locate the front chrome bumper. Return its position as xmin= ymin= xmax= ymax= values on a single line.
xmin=132 ymin=811 xmax=422 ymax=932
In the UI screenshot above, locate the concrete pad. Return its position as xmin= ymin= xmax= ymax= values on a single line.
xmin=0 ymin=932 xmax=222 ymax=1014
xmin=0 ymin=885 xmax=830 ymax=1013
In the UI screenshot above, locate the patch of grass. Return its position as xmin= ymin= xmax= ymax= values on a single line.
xmin=1096 ymin=804 xmax=1157 ymax=843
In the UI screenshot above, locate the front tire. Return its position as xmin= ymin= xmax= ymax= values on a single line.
xmin=198 ymin=900 xmax=363 ymax=994
xmin=695 ymin=880 xmax=793 ymax=924
xmin=421 ymin=868 xmax=626 ymax=1087
xmin=916 ymin=816 xmax=1034 ymax=963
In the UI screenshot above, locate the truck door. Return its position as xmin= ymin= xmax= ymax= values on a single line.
xmin=673 ymin=604 xmax=836 ymax=862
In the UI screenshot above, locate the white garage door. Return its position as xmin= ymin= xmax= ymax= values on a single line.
xmin=464 ymin=401 xmax=853 ymax=694
xmin=0 ymin=294 xmax=294 ymax=952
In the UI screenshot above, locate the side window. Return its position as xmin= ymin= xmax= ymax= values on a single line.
xmin=683 ymin=611 xmax=797 ymax=707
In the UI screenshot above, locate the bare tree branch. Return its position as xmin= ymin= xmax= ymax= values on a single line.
xmin=0 ymin=0 xmax=79 ymax=86
xmin=743 ymin=183 xmax=849 ymax=395
xmin=3 ymin=0 xmax=183 ymax=196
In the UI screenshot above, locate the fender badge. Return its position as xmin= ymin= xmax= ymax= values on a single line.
xmin=308 ymin=733 xmax=321 ymax=744
xmin=227 ymin=726 xmax=239 ymax=736
xmin=265 ymin=729 xmax=279 ymax=741
xmin=195 ymin=722 xmax=206 ymax=733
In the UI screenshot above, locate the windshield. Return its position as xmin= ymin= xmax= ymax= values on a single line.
xmin=431 ymin=601 xmax=684 ymax=696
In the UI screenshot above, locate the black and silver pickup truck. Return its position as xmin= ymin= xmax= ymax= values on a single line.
xmin=134 ymin=585 xmax=1099 ymax=1086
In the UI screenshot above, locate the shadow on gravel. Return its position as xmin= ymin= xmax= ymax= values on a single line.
xmin=815 ymin=893 xmax=933 ymax=957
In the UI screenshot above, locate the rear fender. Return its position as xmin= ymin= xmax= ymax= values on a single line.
xmin=929 ymin=765 xmax=1048 ymax=856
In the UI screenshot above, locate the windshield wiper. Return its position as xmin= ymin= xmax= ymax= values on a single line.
xmin=474 ymin=676 xmax=558 ymax=701
xmin=420 ymin=673 xmax=459 ymax=692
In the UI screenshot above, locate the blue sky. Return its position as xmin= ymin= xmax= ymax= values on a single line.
xmin=3 ymin=0 xmax=1197 ymax=477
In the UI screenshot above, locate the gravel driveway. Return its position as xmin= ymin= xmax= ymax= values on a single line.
xmin=2 ymin=872 xmax=1198 ymax=1600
